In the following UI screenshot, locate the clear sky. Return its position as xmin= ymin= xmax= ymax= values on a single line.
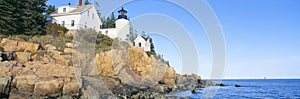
xmin=47 ymin=0 xmax=300 ymax=79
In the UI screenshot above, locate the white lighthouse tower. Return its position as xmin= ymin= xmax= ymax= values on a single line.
xmin=115 ymin=7 xmax=130 ymax=41
xmin=100 ymin=7 xmax=131 ymax=41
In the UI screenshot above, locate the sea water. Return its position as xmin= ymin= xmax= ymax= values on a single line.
xmin=170 ymin=79 xmax=300 ymax=99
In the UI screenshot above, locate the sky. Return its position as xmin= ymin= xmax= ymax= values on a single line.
xmin=47 ymin=0 xmax=300 ymax=79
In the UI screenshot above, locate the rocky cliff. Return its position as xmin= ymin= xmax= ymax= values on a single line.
xmin=0 ymin=38 xmax=207 ymax=98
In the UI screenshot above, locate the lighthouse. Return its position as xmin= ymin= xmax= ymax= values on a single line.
xmin=117 ymin=7 xmax=128 ymax=19
xmin=115 ymin=7 xmax=130 ymax=41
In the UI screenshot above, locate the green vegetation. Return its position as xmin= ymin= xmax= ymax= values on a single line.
xmin=46 ymin=5 xmax=56 ymax=15
xmin=84 ymin=0 xmax=90 ymax=5
xmin=74 ymin=29 xmax=113 ymax=53
xmin=96 ymin=32 xmax=113 ymax=52
xmin=101 ymin=13 xmax=116 ymax=29
xmin=45 ymin=23 xmax=69 ymax=37
xmin=0 ymin=0 xmax=47 ymax=36
xmin=146 ymin=38 xmax=156 ymax=57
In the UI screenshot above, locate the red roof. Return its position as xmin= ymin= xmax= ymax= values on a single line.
xmin=141 ymin=36 xmax=149 ymax=41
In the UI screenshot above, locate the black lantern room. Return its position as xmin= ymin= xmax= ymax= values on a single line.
xmin=118 ymin=7 xmax=128 ymax=19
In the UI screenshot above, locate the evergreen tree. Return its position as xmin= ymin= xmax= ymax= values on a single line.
xmin=149 ymin=38 xmax=155 ymax=53
xmin=0 ymin=0 xmax=47 ymax=35
xmin=106 ymin=12 xmax=115 ymax=28
xmin=46 ymin=5 xmax=56 ymax=15
xmin=0 ymin=0 xmax=17 ymax=35
xmin=84 ymin=0 xmax=90 ymax=5
xmin=17 ymin=0 xmax=47 ymax=35
xmin=101 ymin=17 xmax=107 ymax=28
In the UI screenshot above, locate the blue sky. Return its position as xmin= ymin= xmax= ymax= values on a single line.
xmin=47 ymin=0 xmax=300 ymax=79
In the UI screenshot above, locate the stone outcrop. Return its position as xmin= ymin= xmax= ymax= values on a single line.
xmin=128 ymin=47 xmax=151 ymax=77
xmin=0 ymin=76 xmax=11 ymax=98
xmin=63 ymin=80 xmax=81 ymax=94
xmin=34 ymin=79 xmax=64 ymax=95
xmin=44 ymin=44 xmax=57 ymax=52
xmin=12 ymin=74 xmax=37 ymax=92
xmin=1 ymin=38 xmax=18 ymax=52
xmin=66 ymin=43 xmax=74 ymax=48
xmin=15 ymin=52 xmax=30 ymax=63
xmin=95 ymin=51 xmax=115 ymax=77
xmin=16 ymin=41 xmax=39 ymax=53
xmin=0 ymin=38 xmax=208 ymax=98
xmin=64 ymin=48 xmax=73 ymax=53
xmin=1 ymin=38 xmax=39 ymax=52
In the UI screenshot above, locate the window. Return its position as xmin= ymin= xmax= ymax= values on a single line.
xmin=62 ymin=21 xmax=65 ymax=26
xmin=133 ymin=42 xmax=135 ymax=46
xmin=139 ymin=43 xmax=141 ymax=47
xmin=63 ymin=8 xmax=66 ymax=12
xmin=84 ymin=22 xmax=87 ymax=28
xmin=71 ymin=20 xmax=74 ymax=27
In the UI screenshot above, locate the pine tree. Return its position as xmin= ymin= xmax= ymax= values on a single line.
xmin=84 ymin=0 xmax=90 ymax=5
xmin=150 ymin=38 xmax=155 ymax=53
xmin=46 ymin=5 xmax=55 ymax=15
xmin=0 ymin=0 xmax=17 ymax=35
xmin=106 ymin=12 xmax=115 ymax=28
xmin=0 ymin=0 xmax=47 ymax=35
xmin=18 ymin=0 xmax=47 ymax=35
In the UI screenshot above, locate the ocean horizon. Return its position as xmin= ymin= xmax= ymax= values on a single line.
xmin=169 ymin=79 xmax=300 ymax=98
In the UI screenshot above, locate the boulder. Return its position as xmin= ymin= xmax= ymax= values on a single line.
xmin=52 ymin=52 xmax=72 ymax=66
xmin=34 ymin=79 xmax=64 ymax=96
xmin=12 ymin=74 xmax=37 ymax=92
xmin=64 ymin=48 xmax=73 ymax=53
xmin=34 ymin=63 xmax=75 ymax=78
xmin=0 ymin=61 xmax=15 ymax=76
xmin=81 ymin=76 xmax=114 ymax=96
xmin=66 ymin=43 xmax=74 ymax=48
xmin=15 ymin=52 xmax=30 ymax=63
xmin=216 ymin=83 xmax=227 ymax=86
xmin=235 ymin=84 xmax=241 ymax=87
xmin=118 ymin=67 xmax=156 ymax=88
xmin=1 ymin=38 xmax=18 ymax=52
xmin=0 ymin=76 xmax=11 ymax=97
xmin=101 ymin=77 xmax=120 ymax=90
xmin=16 ymin=41 xmax=39 ymax=53
xmin=44 ymin=44 xmax=57 ymax=52
xmin=81 ymin=86 xmax=100 ymax=99
xmin=8 ymin=93 xmax=26 ymax=99
xmin=63 ymin=80 xmax=81 ymax=95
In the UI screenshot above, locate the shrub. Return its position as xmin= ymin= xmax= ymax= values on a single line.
xmin=146 ymin=51 xmax=156 ymax=57
xmin=95 ymin=33 xmax=113 ymax=52
xmin=7 ymin=35 xmax=32 ymax=41
xmin=45 ymin=23 xmax=68 ymax=37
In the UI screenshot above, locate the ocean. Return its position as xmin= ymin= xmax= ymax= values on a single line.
xmin=170 ymin=79 xmax=300 ymax=99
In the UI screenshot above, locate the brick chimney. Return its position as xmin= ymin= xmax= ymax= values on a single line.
xmin=78 ymin=0 xmax=82 ymax=6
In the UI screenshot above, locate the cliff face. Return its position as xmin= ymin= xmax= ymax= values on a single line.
xmin=95 ymin=47 xmax=177 ymax=88
xmin=0 ymin=38 xmax=205 ymax=98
